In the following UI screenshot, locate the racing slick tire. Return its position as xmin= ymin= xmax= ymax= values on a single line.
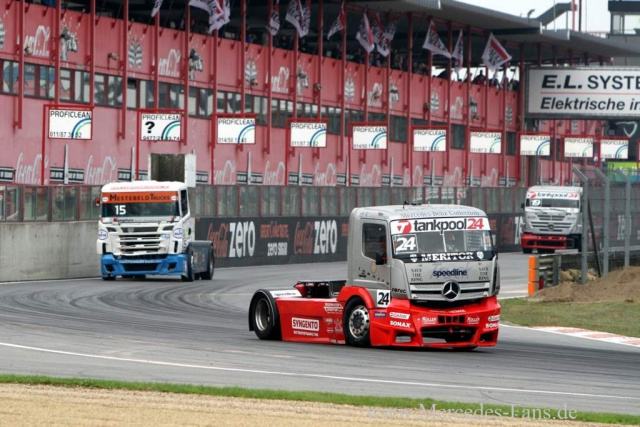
xmin=181 ymin=247 xmax=195 ymax=282
xmin=200 ymin=246 xmax=215 ymax=281
xmin=539 ymin=249 xmax=555 ymax=254
xmin=344 ymin=298 xmax=371 ymax=347
xmin=101 ymin=274 xmax=116 ymax=281
xmin=249 ymin=292 xmax=281 ymax=340
xmin=522 ymin=248 xmax=533 ymax=254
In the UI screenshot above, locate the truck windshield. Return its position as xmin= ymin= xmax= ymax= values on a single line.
xmin=390 ymin=217 xmax=494 ymax=259
xmin=526 ymin=198 xmax=579 ymax=209
xmin=102 ymin=202 xmax=180 ymax=218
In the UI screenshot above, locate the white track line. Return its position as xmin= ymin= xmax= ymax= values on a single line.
xmin=0 ymin=341 xmax=637 ymax=402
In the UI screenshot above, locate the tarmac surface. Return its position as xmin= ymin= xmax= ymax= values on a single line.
xmin=0 ymin=253 xmax=638 ymax=416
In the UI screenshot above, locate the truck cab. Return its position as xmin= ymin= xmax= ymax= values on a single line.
xmin=97 ymin=181 xmax=214 ymax=281
xmin=520 ymin=186 xmax=582 ymax=254
xmin=248 ymin=204 xmax=500 ymax=350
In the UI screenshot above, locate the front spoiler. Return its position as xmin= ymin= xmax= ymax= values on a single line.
xmin=369 ymin=296 xmax=500 ymax=348
xmin=101 ymin=254 xmax=187 ymax=277
xmin=521 ymin=232 xmax=575 ymax=250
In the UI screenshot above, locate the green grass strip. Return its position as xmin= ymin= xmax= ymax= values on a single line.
xmin=0 ymin=374 xmax=637 ymax=425
xmin=500 ymin=298 xmax=640 ymax=338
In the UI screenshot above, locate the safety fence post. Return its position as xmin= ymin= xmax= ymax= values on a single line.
xmin=594 ymin=168 xmax=610 ymax=277
xmin=573 ymin=166 xmax=589 ymax=284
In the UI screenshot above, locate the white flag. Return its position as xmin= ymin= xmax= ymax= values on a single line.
xmin=377 ymin=16 xmax=398 ymax=58
xmin=151 ymin=0 xmax=163 ymax=18
xmin=327 ymin=1 xmax=346 ymax=40
xmin=355 ymin=11 xmax=374 ymax=54
xmin=190 ymin=0 xmax=230 ymax=33
xmin=482 ymin=33 xmax=511 ymax=74
xmin=267 ymin=0 xmax=280 ymax=36
xmin=421 ymin=20 xmax=451 ymax=58
xmin=452 ymin=30 xmax=464 ymax=73
xmin=286 ymin=0 xmax=311 ymax=38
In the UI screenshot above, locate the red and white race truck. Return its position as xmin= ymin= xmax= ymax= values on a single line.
xmin=248 ymin=204 xmax=501 ymax=350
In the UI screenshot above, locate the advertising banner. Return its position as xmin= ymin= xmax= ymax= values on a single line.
xmin=195 ymin=213 xmax=525 ymax=268
xmin=290 ymin=122 xmax=327 ymax=148
xmin=217 ymin=117 xmax=256 ymax=144
xmin=196 ymin=216 xmax=349 ymax=268
xmin=48 ymin=109 xmax=93 ymax=140
xmin=353 ymin=125 xmax=388 ymax=150
xmin=564 ymin=137 xmax=594 ymax=158
xmin=527 ymin=67 xmax=640 ymax=119
xmin=601 ymin=139 xmax=629 ymax=160
xmin=140 ymin=113 xmax=182 ymax=141
xmin=413 ymin=129 xmax=447 ymax=152
xmin=470 ymin=131 xmax=501 ymax=154
xmin=520 ymin=134 xmax=551 ymax=156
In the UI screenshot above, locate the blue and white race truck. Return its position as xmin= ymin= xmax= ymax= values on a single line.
xmin=97 ymin=181 xmax=214 ymax=281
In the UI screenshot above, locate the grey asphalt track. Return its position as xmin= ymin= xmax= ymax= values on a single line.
xmin=0 ymin=253 xmax=638 ymax=417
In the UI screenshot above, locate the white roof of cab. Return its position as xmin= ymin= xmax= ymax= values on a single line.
xmin=527 ymin=185 xmax=582 ymax=194
xmin=101 ymin=181 xmax=186 ymax=192
xmin=352 ymin=204 xmax=487 ymax=222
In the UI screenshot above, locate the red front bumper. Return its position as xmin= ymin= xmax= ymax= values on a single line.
xmin=521 ymin=232 xmax=569 ymax=250
xmin=369 ymin=297 xmax=500 ymax=348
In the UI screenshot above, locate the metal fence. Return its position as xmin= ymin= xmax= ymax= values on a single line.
xmin=573 ymin=166 xmax=639 ymax=283
xmin=0 ymin=184 xmax=528 ymax=223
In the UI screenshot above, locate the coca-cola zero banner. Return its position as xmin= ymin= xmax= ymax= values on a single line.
xmin=195 ymin=213 xmax=524 ymax=268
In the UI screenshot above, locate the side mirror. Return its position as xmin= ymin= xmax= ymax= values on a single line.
xmin=520 ymin=202 xmax=525 ymax=209
xmin=375 ymin=252 xmax=386 ymax=265
xmin=94 ymin=196 xmax=101 ymax=208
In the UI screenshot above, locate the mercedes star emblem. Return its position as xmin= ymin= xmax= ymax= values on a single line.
xmin=442 ymin=281 xmax=461 ymax=301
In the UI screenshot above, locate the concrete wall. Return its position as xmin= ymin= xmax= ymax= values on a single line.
xmin=0 ymin=222 xmax=100 ymax=282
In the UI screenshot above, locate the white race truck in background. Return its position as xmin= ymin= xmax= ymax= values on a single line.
xmin=520 ymin=186 xmax=582 ymax=254
xmin=97 ymin=181 xmax=214 ymax=281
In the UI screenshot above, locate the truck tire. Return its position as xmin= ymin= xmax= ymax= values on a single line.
xmin=344 ymin=298 xmax=371 ymax=347
xmin=249 ymin=293 xmax=281 ymax=340
xmin=181 ymin=248 xmax=195 ymax=282
xmin=522 ymin=248 xmax=533 ymax=254
xmin=201 ymin=246 xmax=215 ymax=280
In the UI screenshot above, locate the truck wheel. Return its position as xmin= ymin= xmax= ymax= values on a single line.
xmin=201 ymin=247 xmax=215 ymax=280
xmin=522 ymin=248 xmax=533 ymax=254
xmin=249 ymin=293 xmax=281 ymax=340
xmin=181 ymin=248 xmax=195 ymax=282
xmin=344 ymin=298 xmax=371 ymax=347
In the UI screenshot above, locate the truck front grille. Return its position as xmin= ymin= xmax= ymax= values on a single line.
xmin=114 ymin=226 xmax=164 ymax=255
xmin=410 ymin=282 xmax=490 ymax=302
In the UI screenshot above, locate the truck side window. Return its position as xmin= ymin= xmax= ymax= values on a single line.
xmin=180 ymin=189 xmax=189 ymax=216
xmin=363 ymin=224 xmax=387 ymax=260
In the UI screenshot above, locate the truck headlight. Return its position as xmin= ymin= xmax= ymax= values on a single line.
xmin=161 ymin=233 xmax=170 ymax=239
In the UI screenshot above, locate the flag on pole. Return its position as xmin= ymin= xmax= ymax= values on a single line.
xmin=267 ymin=0 xmax=280 ymax=36
xmin=355 ymin=10 xmax=375 ymax=53
xmin=452 ymin=30 xmax=464 ymax=74
xmin=151 ymin=0 xmax=163 ymax=18
xmin=421 ymin=20 xmax=451 ymax=58
xmin=286 ymin=0 xmax=311 ymax=38
xmin=327 ymin=0 xmax=346 ymax=40
xmin=189 ymin=0 xmax=230 ymax=33
xmin=482 ymin=33 xmax=512 ymax=74
xmin=373 ymin=14 xmax=398 ymax=58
